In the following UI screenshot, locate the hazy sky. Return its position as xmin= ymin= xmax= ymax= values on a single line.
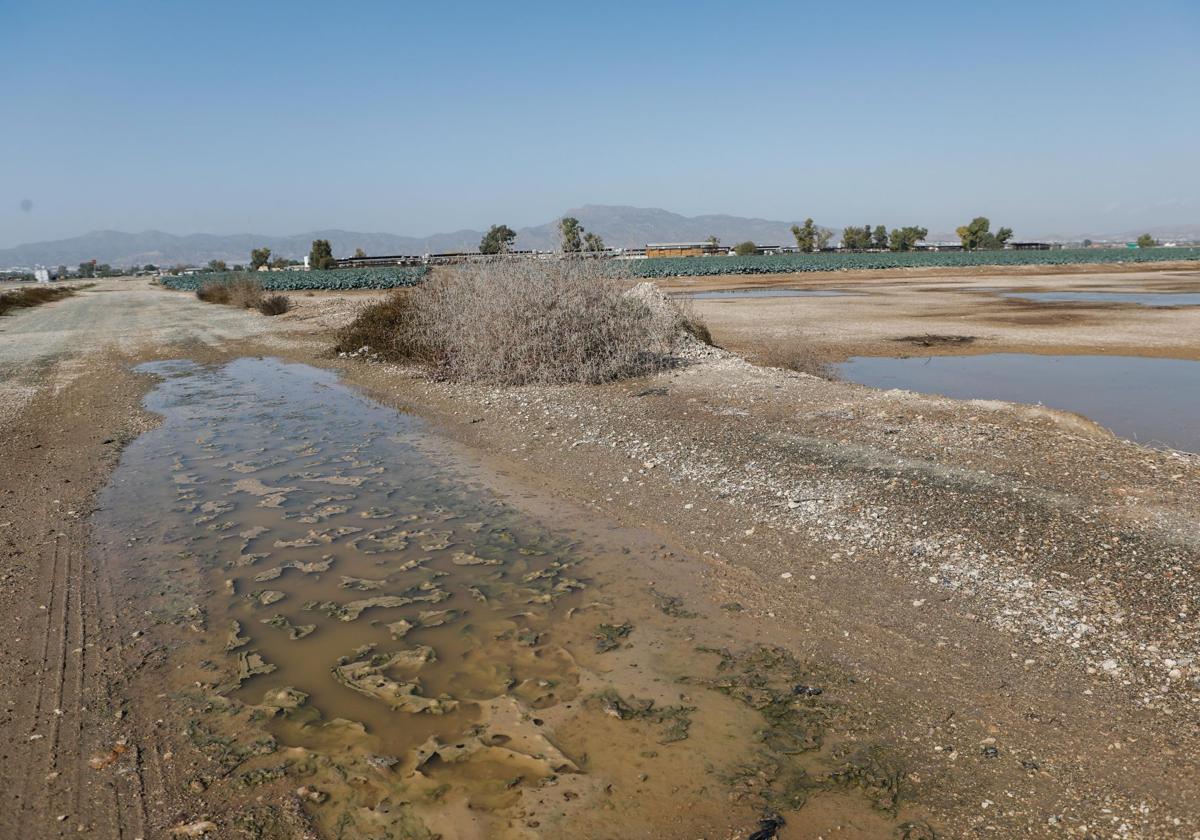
xmin=2 ymin=0 xmax=1198 ymax=246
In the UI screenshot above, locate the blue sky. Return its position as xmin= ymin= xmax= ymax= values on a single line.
xmin=1 ymin=0 xmax=1197 ymax=245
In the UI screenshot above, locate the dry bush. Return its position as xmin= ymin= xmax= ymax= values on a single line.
xmin=335 ymin=259 xmax=701 ymax=385
xmin=335 ymin=292 xmax=431 ymax=362
xmin=196 ymin=281 xmax=231 ymax=304
xmin=227 ymin=278 xmax=264 ymax=308
xmin=0 ymin=285 xmax=76 ymax=316
xmin=257 ymin=294 xmax=291 ymax=316
xmin=196 ymin=277 xmax=264 ymax=308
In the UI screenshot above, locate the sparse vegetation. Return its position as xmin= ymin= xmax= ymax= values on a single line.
xmin=336 ymin=259 xmax=701 ymax=385
xmin=333 ymin=292 xmax=428 ymax=362
xmin=195 ymin=280 xmax=232 ymax=304
xmin=196 ymin=277 xmax=264 ymax=309
xmin=0 ymin=285 xmax=82 ymax=316
xmin=257 ymin=294 xmax=292 ymax=316
xmin=733 ymin=241 xmax=758 ymax=256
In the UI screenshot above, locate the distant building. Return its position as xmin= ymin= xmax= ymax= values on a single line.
xmin=1007 ymin=242 xmax=1053 ymax=250
xmin=646 ymin=242 xmax=723 ymax=258
xmin=34 ymin=267 xmax=50 ymax=283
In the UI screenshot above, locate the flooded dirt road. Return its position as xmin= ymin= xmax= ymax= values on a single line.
xmin=90 ymin=356 xmax=928 ymax=838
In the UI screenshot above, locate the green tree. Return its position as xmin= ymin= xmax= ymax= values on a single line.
xmin=309 ymin=239 xmax=336 ymax=270
xmin=78 ymin=261 xmax=96 ymax=278
xmin=354 ymin=247 xmax=367 ymax=259
xmin=790 ymin=218 xmax=818 ymax=253
xmin=841 ymin=225 xmax=872 ymax=250
xmin=583 ymin=232 xmax=605 ymax=252
xmin=733 ymin=241 xmax=758 ymax=256
xmin=888 ymin=226 xmax=928 ymax=252
xmin=1081 ymin=239 xmax=1093 ymax=248
xmin=250 ymin=247 xmax=272 ymax=270
xmin=142 ymin=263 xmax=157 ymax=272
xmin=559 ymin=217 xmax=583 ymax=252
xmin=956 ymin=217 xmax=1013 ymax=250
xmin=206 ymin=259 xmax=227 ymax=272
xmin=705 ymin=234 xmax=721 ymax=248
xmin=872 ymin=225 xmax=889 ymax=250
xmin=1136 ymin=233 xmax=1157 ymax=248
xmin=479 ymin=224 xmax=517 ymax=254
xmin=816 ymin=229 xmax=833 ymax=250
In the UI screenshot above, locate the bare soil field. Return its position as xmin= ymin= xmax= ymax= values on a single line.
xmin=1 ymin=270 xmax=1198 ymax=838
xmin=664 ymin=266 xmax=1200 ymax=364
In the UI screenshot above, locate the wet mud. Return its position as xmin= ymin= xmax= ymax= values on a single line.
xmin=91 ymin=357 xmax=928 ymax=838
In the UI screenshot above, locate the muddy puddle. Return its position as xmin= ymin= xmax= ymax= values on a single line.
xmin=996 ymin=290 xmax=1200 ymax=307
xmin=838 ymin=353 xmax=1200 ymax=453
xmin=91 ymin=357 xmax=930 ymax=839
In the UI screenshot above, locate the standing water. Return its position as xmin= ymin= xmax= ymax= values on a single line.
xmin=91 ymin=357 xmax=926 ymax=838
xmin=837 ymin=353 xmax=1200 ymax=453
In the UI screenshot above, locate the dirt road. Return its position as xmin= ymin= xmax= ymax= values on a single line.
xmin=2 ymin=272 xmax=1199 ymax=838
xmin=0 ymin=280 xmax=270 ymax=839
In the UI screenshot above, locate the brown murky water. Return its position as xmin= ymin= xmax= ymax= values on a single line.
xmin=91 ymin=358 xmax=930 ymax=839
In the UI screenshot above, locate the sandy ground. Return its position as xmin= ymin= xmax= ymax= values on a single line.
xmin=665 ymin=267 xmax=1200 ymax=364
xmin=1 ymin=270 xmax=1199 ymax=838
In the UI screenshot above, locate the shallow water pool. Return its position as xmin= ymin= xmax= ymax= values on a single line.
xmin=837 ymin=353 xmax=1200 ymax=452
xmin=999 ymin=290 xmax=1200 ymax=307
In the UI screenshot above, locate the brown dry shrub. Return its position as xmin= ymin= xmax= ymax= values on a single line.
xmin=257 ymin=294 xmax=291 ymax=316
xmin=196 ymin=281 xmax=231 ymax=304
xmin=196 ymin=277 xmax=264 ymax=308
xmin=0 ymin=285 xmax=76 ymax=316
xmin=334 ymin=292 xmax=430 ymax=362
xmin=227 ymin=278 xmax=264 ymax=308
xmin=335 ymin=259 xmax=699 ymax=385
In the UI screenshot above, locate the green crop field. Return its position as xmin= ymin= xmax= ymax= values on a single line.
xmin=160 ymin=266 xmax=428 ymax=291
xmin=628 ymin=247 xmax=1200 ymax=278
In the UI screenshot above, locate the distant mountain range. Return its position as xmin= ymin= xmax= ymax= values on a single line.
xmin=2 ymin=205 xmax=1198 ymax=268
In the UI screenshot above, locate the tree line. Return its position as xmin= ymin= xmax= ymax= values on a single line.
xmin=479 ymin=218 xmax=605 ymax=254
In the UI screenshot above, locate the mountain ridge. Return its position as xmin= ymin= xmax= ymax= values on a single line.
xmin=3 ymin=206 xmax=1198 ymax=268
